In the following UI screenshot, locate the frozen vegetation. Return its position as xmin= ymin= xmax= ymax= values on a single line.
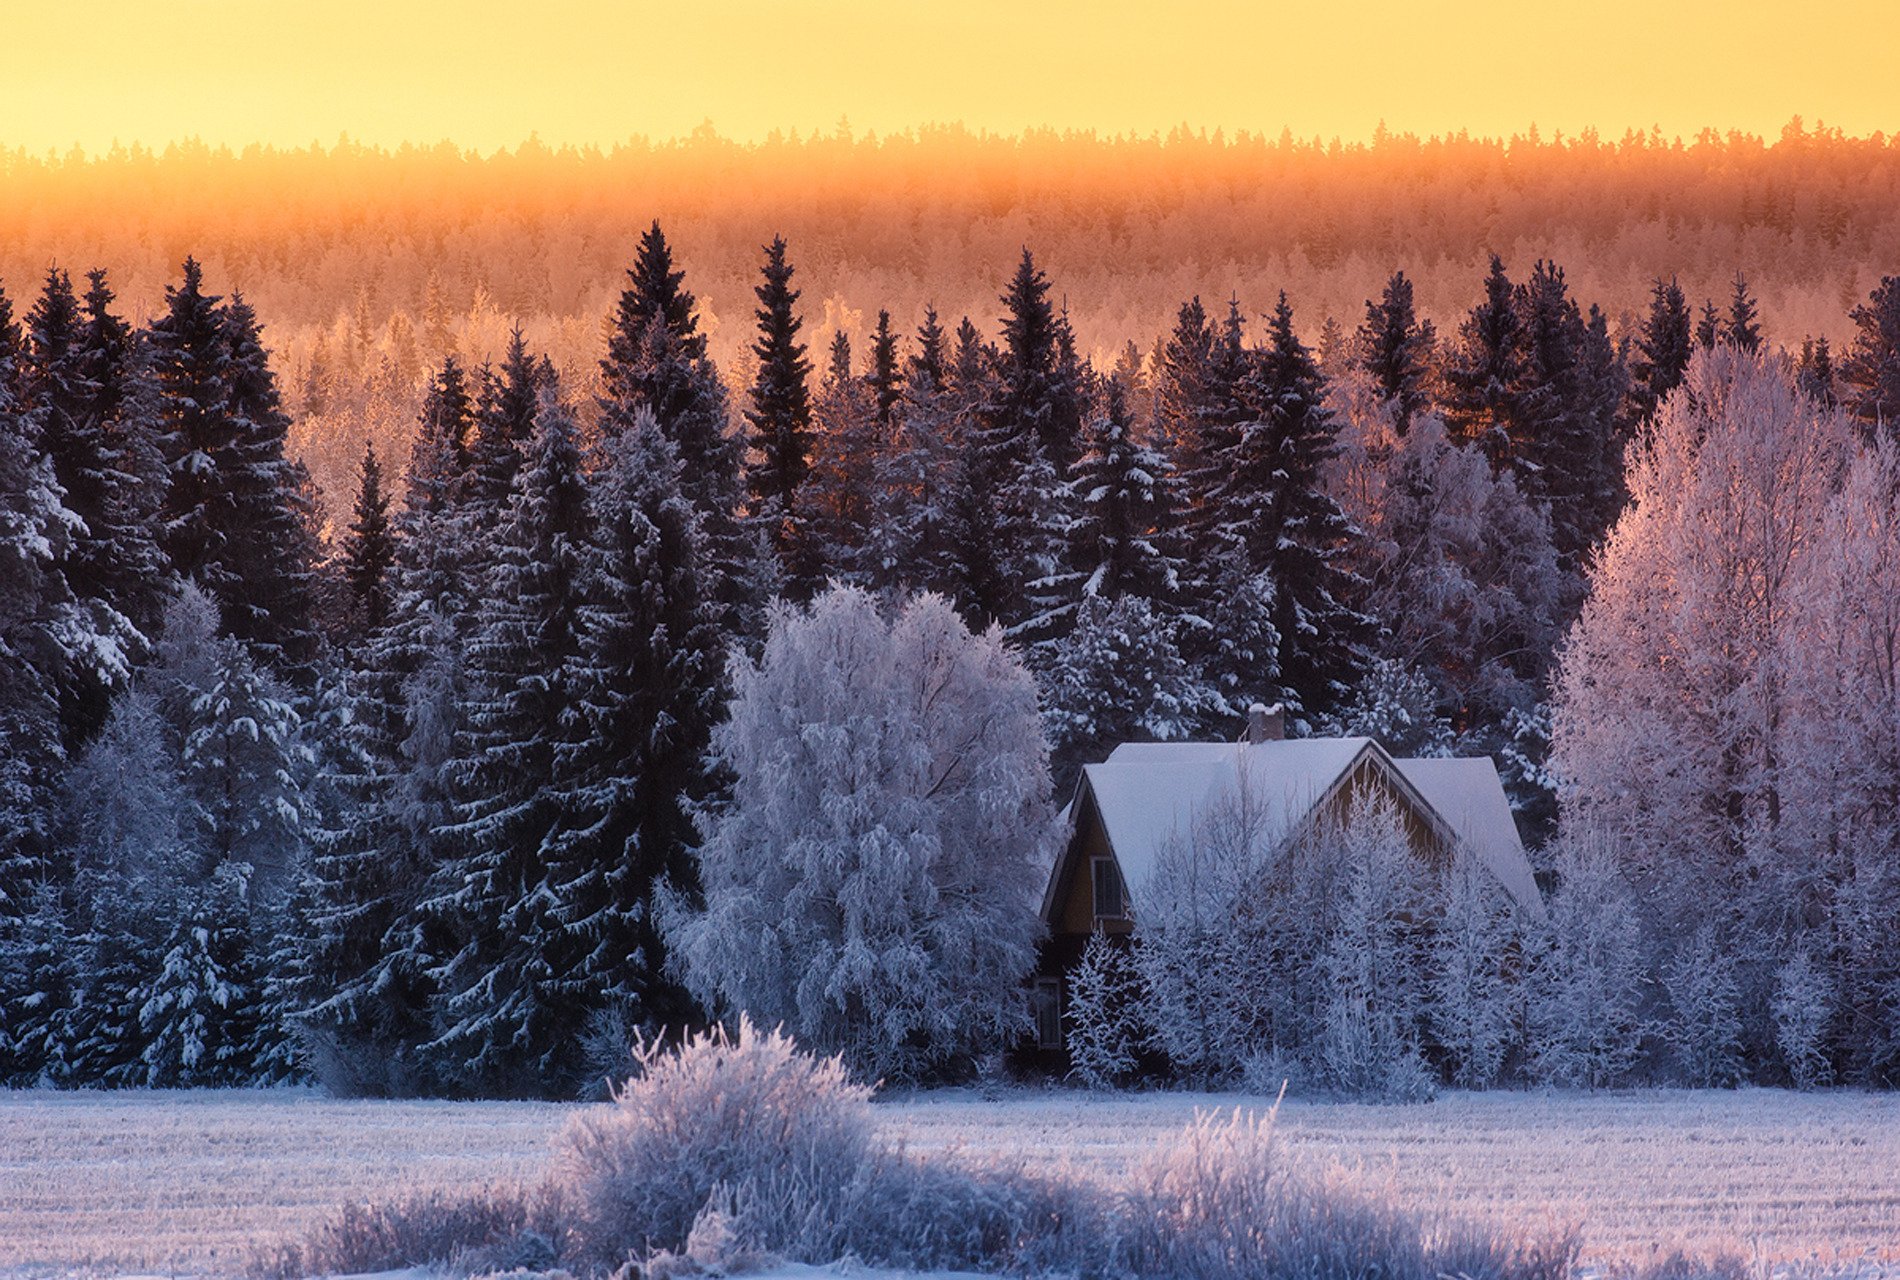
xmin=1 ymin=1075 xmax=1896 ymax=1275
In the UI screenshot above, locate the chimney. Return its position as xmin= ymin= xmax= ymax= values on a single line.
xmin=1247 ymin=702 xmax=1284 ymax=744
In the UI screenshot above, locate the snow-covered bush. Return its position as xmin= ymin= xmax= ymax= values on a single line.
xmin=256 ymin=1182 xmax=567 ymax=1280
xmin=668 ymin=586 xmax=1055 ymax=1081
xmin=1662 ymin=924 xmax=1745 ymax=1088
xmin=554 ymin=1018 xmax=874 ymax=1263
xmin=1773 ymin=947 xmax=1834 ymax=1089
xmin=1066 ymin=930 xmax=1146 ymax=1088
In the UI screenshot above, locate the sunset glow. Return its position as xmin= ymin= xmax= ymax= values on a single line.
xmin=10 ymin=0 xmax=1897 ymax=154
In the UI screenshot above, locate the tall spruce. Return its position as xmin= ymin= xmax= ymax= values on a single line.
xmin=431 ymin=395 xmax=594 ymax=1095
xmin=807 ymin=331 xmax=885 ymax=588
xmin=1841 ymin=275 xmax=1900 ymax=436
xmin=1629 ymin=276 xmax=1694 ymax=424
xmin=867 ymin=308 xmax=902 ymax=426
xmin=340 ymin=441 xmax=395 ymax=641
xmin=1727 ymin=273 xmax=1763 ymax=353
xmin=1442 ymin=254 xmax=1524 ymax=468
xmin=1353 ymin=270 xmax=1437 ymax=434
xmin=1215 ymin=294 xmax=1370 ymax=721
xmin=743 ymin=235 xmax=817 ymax=595
xmin=549 ymin=408 xmax=719 ymax=1036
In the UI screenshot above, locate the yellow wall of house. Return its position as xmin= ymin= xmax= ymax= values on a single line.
xmin=1050 ymin=789 xmax=1134 ymax=937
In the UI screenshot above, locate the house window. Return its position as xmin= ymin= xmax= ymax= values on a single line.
xmin=1092 ymin=856 xmax=1126 ymax=921
xmin=1032 ymin=978 xmax=1062 ymax=1050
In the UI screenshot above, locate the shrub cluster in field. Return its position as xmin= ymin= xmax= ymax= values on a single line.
xmin=275 ymin=1020 xmax=1580 ymax=1279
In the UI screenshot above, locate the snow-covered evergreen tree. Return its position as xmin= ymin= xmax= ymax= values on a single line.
xmin=137 ymin=863 xmax=263 ymax=1087
xmin=1352 ymin=270 xmax=1436 ymax=435
xmin=0 ymin=881 xmax=74 ymax=1085
xmin=429 ymin=394 xmax=593 ymax=1095
xmin=548 ymin=406 xmax=721 ymax=1039
xmin=743 ymin=235 xmax=818 ymax=596
xmin=869 ymin=308 xmax=960 ymax=600
xmin=1042 ymin=593 xmax=1201 ymax=785
xmin=805 ymin=331 xmax=881 ymax=589
xmin=668 ymin=587 xmax=1054 ymax=1081
xmin=1840 ymin=275 xmax=1900 ymax=436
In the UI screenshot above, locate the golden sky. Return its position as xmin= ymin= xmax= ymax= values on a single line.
xmin=7 ymin=0 xmax=1896 ymax=153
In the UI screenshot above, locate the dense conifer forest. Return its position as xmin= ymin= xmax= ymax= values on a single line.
xmin=3 ymin=207 xmax=1900 ymax=1096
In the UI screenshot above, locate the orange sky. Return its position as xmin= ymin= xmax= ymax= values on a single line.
xmin=7 ymin=0 xmax=1896 ymax=153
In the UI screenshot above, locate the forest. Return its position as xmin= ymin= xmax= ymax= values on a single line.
xmin=2 ymin=200 xmax=1900 ymax=1098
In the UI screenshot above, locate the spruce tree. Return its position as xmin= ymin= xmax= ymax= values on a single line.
xmin=1727 ymin=272 xmax=1763 ymax=353
xmin=743 ymin=235 xmax=817 ymax=595
xmin=1841 ymin=275 xmax=1900 ymax=436
xmin=469 ymin=327 xmax=541 ymax=510
xmin=0 ymin=289 xmax=72 ymax=914
xmin=0 ymin=882 xmax=74 ymax=1086
xmin=149 ymin=258 xmax=237 ymax=589
xmin=599 ymin=221 xmax=741 ymax=567
xmin=1696 ymin=298 xmax=1724 ymax=349
xmin=1628 ymin=276 xmax=1694 ymax=424
xmin=431 ymin=395 xmax=594 ymax=1094
xmin=1353 ymin=270 xmax=1437 ymax=434
xmin=340 ymin=441 xmax=395 ymax=641
xmin=1442 ymin=254 xmax=1523 ymax=467
xmin=867 ymin=307 xmax=902 ymax=426
xmin=1216 ymin=294 xmax=1370 ymax=721
xmin=1797 ymin=336 xmax=1838 ymax=408
xmin=551 ymin=408 xmax=719 ymax=1037
xmin=221 ymin=292 xmax=321 ymax=679
xmin=871 ymin=307 xmax=959 ymax=600
xmin=805 ymin=330 xmax=882 ymax=588
xmin=1065 ymin=379 xmax=1180 ymax=603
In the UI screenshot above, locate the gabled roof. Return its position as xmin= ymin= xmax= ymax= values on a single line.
xmin=1060 ymin=737 xmax=1543 ymax=921
xmin=1391 ymin=755 xmax=1544 ymax=917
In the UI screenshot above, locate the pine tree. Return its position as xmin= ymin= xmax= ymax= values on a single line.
xmin=599 ymin=223 xmax=741 ymax=559
xmin=137 ymin=864 xmax=263 ymax=1086
xmin=430 ymin=395 xmax=594 ymax=1095
xmin=1840 ymin=275 xmax=1900 ymax=436
xmin=805 ymin=331 xmax=881 ymax=589
xmin=743 ymin=235 xmax=817 ymax=595
xmin=1628 ymin=276 xmax=1694 ymax=424
xmin=1695 ymin=298 xmax=1723 ymax=349
xmin=1214 ymin=294 xmax=1370 ymax=722
xmin=1727 ymin=272 xmax=1763 ymax=353
xmin=866 ymin=308 xmax=902 ymax=426
xmin=1353 ymin=270 xmax=1436 ymax=434
xmin=1065 ymin=379 xmax=1180 ymax=604
xmin=0 ymin=287 xmax=72 ymax=915
xmin=340 ymin=441 xmax=395 ymax=641
xmin=1442 ymin=255 xmax=1523 ymax=465
xmin=551 ymin=408 xmax=720 ymax=1038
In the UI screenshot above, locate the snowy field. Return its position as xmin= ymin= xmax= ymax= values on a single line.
xmin=1 ymin=1087 xmax=1897 ymax=1276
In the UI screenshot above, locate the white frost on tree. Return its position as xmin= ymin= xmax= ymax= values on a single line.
xmin=1524 ymin=832 xmax=1647 ymax=1088
xmin=667 ymin=586 xmax=1055 ymax=1081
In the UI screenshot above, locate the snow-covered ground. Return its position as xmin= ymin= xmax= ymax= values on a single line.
xmin=1 ymin=1086 xmax=1897 ymax=1276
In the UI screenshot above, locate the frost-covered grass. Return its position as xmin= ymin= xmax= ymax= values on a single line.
xmin=1 ymin=1084 xmax=1897 ymax=1275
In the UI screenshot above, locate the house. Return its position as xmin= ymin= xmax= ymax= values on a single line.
xmin=1028 ymin=704 xmax=1543 ymax=1059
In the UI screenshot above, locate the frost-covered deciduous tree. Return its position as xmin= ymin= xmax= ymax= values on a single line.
xmin=1316 ymin=790 xmax=1436 ymax=1100
xmin=1553 ymin=347 xmax=1850 ymax=924
xmin=1431 ymin=851 xmax=1523 ymax=1089
xmin=1525 ymin=833 xmax=1647 ymax=1088
xmin=669 ymin=587 xmax=1054 ymax=1081
xmin=1661 ymin=923 xmax=1744 ymax=1088
xmin=1065 ymin=931 xmax=1145 ymax=1089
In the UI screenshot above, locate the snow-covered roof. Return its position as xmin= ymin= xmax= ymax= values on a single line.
xmin=1074 ymin=737 xmax=1542 ymax=919
xmin=1391 ymin=755 xmax=1544 ymax=918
